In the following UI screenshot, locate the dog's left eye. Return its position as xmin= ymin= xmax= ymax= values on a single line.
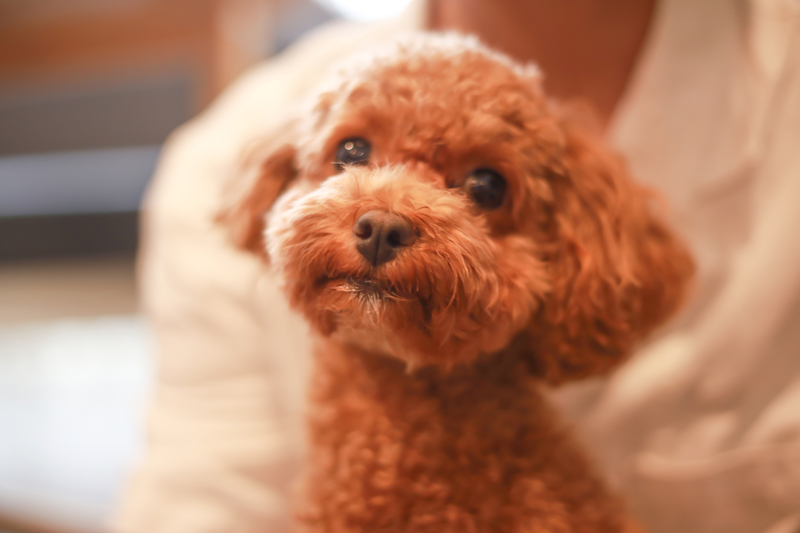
xmin=465 ymin=168 xmax=507 ymax=210
xmin=334 ymin=138 xmax=371 ymax=169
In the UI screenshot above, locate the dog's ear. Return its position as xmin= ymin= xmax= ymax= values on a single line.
xmin=218 ymin=141 xmax=298 ymax=260
xmin=527 ymin=122 xmax=693 ymax=385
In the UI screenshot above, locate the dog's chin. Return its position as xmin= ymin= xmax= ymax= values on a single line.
xmin=314 ymin=275 xmax=427 ymax=329
xmin=285 ymin=260 xmax=537 ymax=368
xmin=288 ymin=274 xmax=435 ymax=363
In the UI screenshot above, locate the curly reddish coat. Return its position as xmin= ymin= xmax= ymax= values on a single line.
xmin=222 ymin=33 xmax=693 ymax=533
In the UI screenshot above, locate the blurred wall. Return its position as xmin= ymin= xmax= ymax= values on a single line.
xmin=0 ymin=0 xmax=333 ymax=261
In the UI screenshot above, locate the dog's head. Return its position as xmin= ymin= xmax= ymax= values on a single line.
xmin=222 ymin=34 xmax=693 ymax=383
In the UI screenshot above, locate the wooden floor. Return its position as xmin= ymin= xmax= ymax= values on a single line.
xmin=0 ymin=254 xmax=138 ymax=324
xmin=0 ymin=255 xmax=143 ymax=533
xmin=0 ymin=514 xmax=92 ymax=533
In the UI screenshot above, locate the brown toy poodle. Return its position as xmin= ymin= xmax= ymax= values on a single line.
xmin=222 ymin=33 xmax=693 ymax=533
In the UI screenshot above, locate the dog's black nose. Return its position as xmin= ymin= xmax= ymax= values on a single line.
xmin=354 ymin=210 xmax=415 ymax=267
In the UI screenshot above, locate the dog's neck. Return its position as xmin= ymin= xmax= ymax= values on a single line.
xmin=299 ymin=337 xmax=628 ymax=532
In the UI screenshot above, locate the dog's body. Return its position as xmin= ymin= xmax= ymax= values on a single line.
xmin=223 ymin=33 xmax=692 ymax=532
xmin=302 ymin=340 xmax=633 ymax=532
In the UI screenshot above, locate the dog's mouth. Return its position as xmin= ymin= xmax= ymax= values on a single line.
xmin=315 ymin=275 xmax=413 ymax=301
xmin=345 ymin=277 xmax=385 ymax=294
xmin=340 ymin=277 xmax=389 ymax=296
xmin=313 ymin=273 xmax=434 ymax=338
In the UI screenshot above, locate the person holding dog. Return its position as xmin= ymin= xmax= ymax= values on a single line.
xmin=116 ymin=1 xmax=800 ymax=532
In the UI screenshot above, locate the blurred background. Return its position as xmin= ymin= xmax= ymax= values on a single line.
xmin=0 ymin=1 xmax=409 ymax=532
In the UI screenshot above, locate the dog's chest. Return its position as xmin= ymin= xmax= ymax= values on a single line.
xmin=297 ymin=343 xmax=627 ymax=533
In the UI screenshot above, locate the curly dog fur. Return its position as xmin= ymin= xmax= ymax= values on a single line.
xmin=222 ymin=33 xmax=693 ymax=532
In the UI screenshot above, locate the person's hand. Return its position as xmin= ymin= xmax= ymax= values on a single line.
xmin=574 ymin=334 xmax=698 ymax=485
xmin=586 ymin=334 xmax=698 ymax=431
xmin=578 ymin=317 xmax=772 ymax=488
xmin=589 ymin=321 xmax=765 ymax=422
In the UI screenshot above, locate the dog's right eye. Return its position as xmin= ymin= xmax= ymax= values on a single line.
xmin=465 ymin=168 xmax=507 ymax=210
xmin=334 ymin=138 xmax=371 ymax=169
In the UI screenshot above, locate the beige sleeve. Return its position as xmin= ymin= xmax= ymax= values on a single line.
xmin=112 ymin=55 xmax=313 ymax=533
xmin=684 ymin=13 xmax=800 ymax=404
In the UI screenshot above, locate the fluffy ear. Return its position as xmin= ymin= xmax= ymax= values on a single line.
xmin=218 ymin=142 xmax=297 ymax=259
xmin=528 ymin=122 xmax=694 ymax=385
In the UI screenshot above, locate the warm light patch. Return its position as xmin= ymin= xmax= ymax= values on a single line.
xmin=313 ymin=0 xmax=413 ymax=22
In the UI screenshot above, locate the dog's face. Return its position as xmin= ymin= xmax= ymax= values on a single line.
xmin=224 ymin=34 xmax=693 ymax=382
